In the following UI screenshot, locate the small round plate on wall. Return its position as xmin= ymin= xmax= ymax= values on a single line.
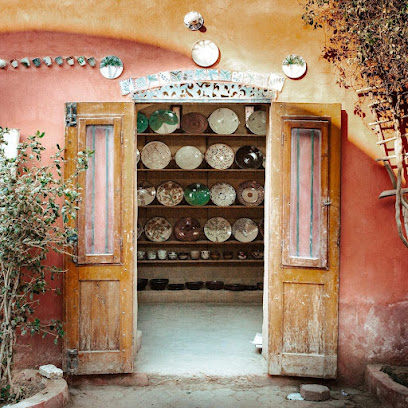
xmin=100 ymin=55 xmax=123 ymax=79
xmin=191 ymin=40 xmax=219 ymax=67
xmin=282 ymin=54 xmax=307 ymax=79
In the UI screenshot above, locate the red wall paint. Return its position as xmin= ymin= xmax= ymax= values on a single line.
xmin=0 ymin=31 xmax=407 ymax=385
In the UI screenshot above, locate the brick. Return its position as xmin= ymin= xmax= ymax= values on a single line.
xmin=300 ymin=384 xmax=331 ymax=401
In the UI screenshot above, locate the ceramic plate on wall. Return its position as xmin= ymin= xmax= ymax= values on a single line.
xmin=235 ymin=145 xmax=263 ymax=169
xmin=237 ymin=180 xmax=264 ymax=207
xmin=282 ymin=55 xmax=307 ymax=79
xmin=232 ymin=218 xmax=259 ymax=242
xmin=184 ymin=183 xmax=210 ymax=206
xmin=141 ymin=141 xmax=171 ymax=169
xmin=204 ymin=217 xmax=232 ymax=242
xmin=175 ymin=146 xmax=203 ymax=169
xmin=210 ymin=183 xmax=236 ymax=206
xmin=208 ymin=108 xmax=240 ymax=134
xmin=181 ymin=112 xmax=208 ymax=134
xmin=144 ymin=217 xmax=172 ymax=242
xmin=174 ymin=217 xmax=201 ymax=241
xmin=191 ymin=40 xmax=219 ymax=67
xmin=149 ymin=109 xmax=179 ymax=134
xmin=205 ymin=143 xmax=235 ymax=169
xmin=100 ymin=56 xmax=123 ymax=79
xmin=137 ymin=181 xmax=156 ymax=206
xmin=156 ymin=180 xmax=184 ymax=206
xmin=246 ymin=110 xmax=267 ymax=135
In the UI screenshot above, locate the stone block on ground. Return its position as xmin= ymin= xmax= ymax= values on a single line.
xmin=300 ymin=384 xmax=331 ymax=401
xmin=39 ymin=364 xmax=63 ymax=379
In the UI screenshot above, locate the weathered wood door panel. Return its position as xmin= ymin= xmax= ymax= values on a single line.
xmin=64 ymin=102 xmax=135 ymax=374
xmin=267 ymin=103 xmax=341 ymax=378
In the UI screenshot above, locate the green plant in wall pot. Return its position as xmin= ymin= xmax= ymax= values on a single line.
xmin=282 ymin=54 xmax=307 ymax=79
xmin=0 ymin=128 xmax=92 ymax=404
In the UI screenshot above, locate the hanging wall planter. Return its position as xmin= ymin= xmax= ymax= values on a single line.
xmin=282 ymin=54 xmax=307 ymax=79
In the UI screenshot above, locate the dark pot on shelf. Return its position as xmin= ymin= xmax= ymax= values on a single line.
xmin=185 ymin=281 xmax=204 ymax=290
xmin=223 ymin=251 xmax=233 ymax=260
xmin=245 ymin=285 xmax=258 ymax=291
xmin=206 ymin=280 xmax=224 ymax=290
xmin=224 ymin=283 xmax=246 ymax=291
xmin=149 ymin=278 xmax=169 ymax=290
xmin=210 ymin=251 xmax=220 ymax=260
xmin=137 ymin=278 xmax=148 ymax=291
xmin=167 ymin=283 xmax=185 ymax=290
xmin=178 ymin=252 xmax=189 ymax=260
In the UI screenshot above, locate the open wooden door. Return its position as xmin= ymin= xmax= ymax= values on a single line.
xmin=266 ymin=103 xmax=341 ymax=378
xmin=64 ymin=102 xmax=135 ymax=374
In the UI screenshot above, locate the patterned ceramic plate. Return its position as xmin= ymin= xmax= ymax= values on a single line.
xmin=210 ymin=183 xmax=236 ymax=206
xmin=184 ymin=183 xmax=210 ymax=206
xmin=208 ymin=108 xmax=240 ymax=134
xmin=144 ymin=217 xmax=172 ymax=242
xmin=232 ymin=218 xmax=259 ymax=242
xmin=181 ymin=112 xmax=208 ymax=134
xmin=141 ymin=141 xmax=171 ymax=169
xmin=99 ymin=55 xmax=123 ymax=79
xmin=246 ymin=110 xmax=267 ymax=135
xmin=235 ymin=145 xmax=263 ymax=169
xmin=174 ymin=217 xmax=201 ymax=241
xmin=149 ymin=109 xmax=179 ymax=134
xmin=156 ymin=180 xmax=184 ymax=206
xmin=175 ymin=146 xmax=203 ymax=169
xmin=205 ymin=143 xmax=235 ymax=170
xmin=137 ymin=181 xmax=156 ymax=206
xmin=237 ymin=180 xmax=264 ymax=207
xmin=137 ymin=112 xmax=149 ymax=133
xmin=204 ymin=217 xmax=232 ymax=242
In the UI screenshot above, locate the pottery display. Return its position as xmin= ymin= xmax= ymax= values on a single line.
xmin=185 ymin=281 xmax=204 ymax=290
xmin=156 ymin=180 xmax=184 ymax=206
xmin=204 ymin=217 xmax=232 ymax=242
xmin=149 ymin=109 xmax=179 ymax=134
xmin=149 ymin=279 xmax=169 ymax=291
xmin=232 ymin=218 xmax=259 ymax=243
xmin=246 ymin=110 xmax=267 ymax=135
xmin=157 ymin=249 xmax=167 ymax=260
xmin=184 ymin=183 xmax=210 ymax=206
xmin=235 ymin=145 xmax=263 ymax=169
xmin=144 ymin=217 xmax=172 ymax=242
xmin=168 ymin=251 xmax=178 ymax=260
xmin=137 ymin=278 xmax=148 ymax=291
xmin=137 ymin=112 xmax=149 ymax=133
xmin=141 ymin=141 xmax=171 ymax=169
xmin=208 ymin=108 xmax=240 ymax=134
xmin=206 ymin=281 xmax=224 ymax=290
xmin=210 ymin=251 xmax=220 ymax=260
xmin=205 ymin=143 xmax=235 ymax=169
xmin=250 ymin=249 xmax=264 ymax=259
xmin=191 ymin=39 xmax=219 ymax=67
xmin=237 ymin=251 xmax=248 ymax=260
xmin=190 ymin=250 xmax=200 ymax=260
xmin=200 ymin=250 xmax=210 ymax=260
xmin=175 ymin=146 xmax=203 ymax=169
xmin=137 ymin=181 xmax=156 ymax=206
xmin=181 ymin=112 xmax=208 ymax=134
xmin=147 ymin=251 xmax=157 ymax=260
xmin=137 ymin=250 xmax=146 ymax=260
xmin=224 ymin=284 xmax=246 ymax=291
xmin=223 ymin=251 xmax=233 ymax=260
xmin=174 ymin=217 xmax=201 ymax=241
xmin=167 ymin=283 xmax=185 ymax=290
xmin=177 ymin=252 xmax=189 ymax=260
xmin=210 ymin=183 xmax=236 ymax=206
xmin=237 ymin=180 xmax=264 ymax=207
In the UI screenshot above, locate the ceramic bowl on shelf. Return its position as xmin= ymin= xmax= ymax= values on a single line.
xmin=210 ymin=183 xmax=236 ymax=207
xmin=141 ymin=141 xmax=172 ymax=169
xmin=184 ymin=183 xmax=210 ymax=206
xmin=149 ymin=109 xmax=179 ymax=134
xmin=185 ymin=281 xmax=204 ymax=290
xmin=167 ymin=283 xmax=185 ymax=290
xmin=174 ymin=218 xmax=201 ymax=241
xmin=237 ymin=180 xmax=264 ymax=207
xmin=223 ymin=251 xmax=233 ymax=260
xmin=175 ymin=146 xmax=203 ymax=169
xmin=168 ymin=251 xmax=178 ymax=260
xmin=206 ymin=281 xmax=224 ymax=290
xmin=156 ymin=180 xmax=184 ymax=206
xmin=144 ymin=217 xmax=172 ymax=242
xmin=149 ymin=279 xmax=169 ymax=291
xmin=177 ymin=252 xmax=189 ymax=260
xmin=250 ymin=249 xmax=264 ymax=259
xmin=208 ymin=108 xmax=240 ymax=134
xmin=210 ymin=251 xmax=220 ymax=260
xmin=181 ymin=112 xmax=208 ymax=134
xmin=232 ymin=218 xmax=259 ymax=243
xmin=224 ymin=284 xmax=246 ymax=291
xmin=137 ymin=278 xmax=148 ymax=291
xmin=246 ymin=110 xmax=267 ymax=135
xmin=137 ymin=181 xmax=156 ymax=206
xmin=205 ymin=143 xmax=235 ymax=170
xmin=235 ymin=145 xmax=264 ymax=169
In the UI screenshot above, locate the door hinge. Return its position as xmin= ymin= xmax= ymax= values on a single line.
xmin=66 ymin=349 xmax=78 ymax=374
xmin=65 ymin=102 xmax=77 ymax=127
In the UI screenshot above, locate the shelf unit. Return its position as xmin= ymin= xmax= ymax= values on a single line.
xmin=136 ymin=102 xmax=267 ymax=302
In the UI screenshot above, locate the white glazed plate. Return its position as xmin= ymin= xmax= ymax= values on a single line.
xmin=210 ymin=183 xmax=236 ymax=206
xmin=232 ymin=218 xmax=259 ymax=242
xmin=205 ymin=143 xmax=235 ymax=170
xmin=141 ymin=141 xmax=172 ymax=169
xmin=246 ymin=110 xmax=267 ymax=135
xmin=100 ymin=55 xmax=123 ymax=79
xmin=175 ymin=146 xmax=203 ymax=169
xmin=208 ymin=108 xmax=240 ymax=135
xmin=282 ymin=55 xmax=307 ymax=79
xmin=204 ymin=217 xmax=232 ymax=242
xmin=156 ymin=181 xmax=184 ymax=206
xmin=191 ymin=40 xmax=219 ymax=67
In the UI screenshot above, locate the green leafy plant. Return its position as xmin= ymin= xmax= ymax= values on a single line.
xmin=302 ymin=0 xmax=408 ymax=247
xmin=282 ymin=54 xmax=305 ymax=66
xmin=0 ymin=128 xmax=91 ymax=404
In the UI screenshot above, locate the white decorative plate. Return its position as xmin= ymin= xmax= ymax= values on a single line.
xmin=246 ymin=110 xmax=267 ymax=135
xmin=136 ymin=148 xmax=140 ymax=164
xmin=208 ymin=108 xmax=240 ymax=134
xmin=156 ymin=181 xmax=184 ymax=206
xmin=205 ymin=143 xmax=235 ymax=169
xmin=100 ymin=56 xmax=123 ymax=79
xmin=210 ymin=183 xmax=236 ymax=206
xmin=137 ymin=181 xmax=156 ymax=206
xmin=282 ymin=55 xmax=307 ymax=79
xmin=232 ymin=218 xmax=259 ymax=242
xmin=144 ymin=217 xmax=172 ymax=242
xmin=175 ymin=146 xmax=203 ymax=169
xmin=141 ymin=141 xmax=171 ymax=169
xmin=191 ymin=40 xmax=219 ymax=67
xmin=204 ymin=217 xmax=232 ymax=242
xmin=237 ymin=181 xmax=264 ymax=207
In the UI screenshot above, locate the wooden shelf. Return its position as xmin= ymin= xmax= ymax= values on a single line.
xmin=137 ymin=168 xmax=265 ymax=173
xmin=137 ymin=240 xmax=264 ymax=246
xmin=137 ymin=260 xmax=264 ymax=264
xmin=138 ymin=132 xmax=266 ymax=138
xmin=138 ymin=205 xmax=264 ymax=209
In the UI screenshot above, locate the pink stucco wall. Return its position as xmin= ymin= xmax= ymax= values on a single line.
xmin=0 ymin=31 xmax=406 ymax=385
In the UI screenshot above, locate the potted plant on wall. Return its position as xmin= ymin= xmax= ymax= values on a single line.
xmin=282 ymin=54 xmax=307 ymax=79
xmin=0 ymin=128 xmax=91 ymax=405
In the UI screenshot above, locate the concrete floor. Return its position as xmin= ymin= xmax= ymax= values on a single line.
xmin=135 ymin=303 xmax=266 ymax=378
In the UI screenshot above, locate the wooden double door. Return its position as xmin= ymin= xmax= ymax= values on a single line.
xmin=63 ymin=101 xmax=341 ymax=378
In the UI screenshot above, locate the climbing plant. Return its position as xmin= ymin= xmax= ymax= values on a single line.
xmin=0 ymin=129 xmax=90 ymax=404
xmin=302 ymin=0 xmax=408 ymax=246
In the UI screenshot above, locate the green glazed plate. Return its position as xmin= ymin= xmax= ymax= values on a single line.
xmin=137 ymin=112 xmax=148 ymax=133
xmin=184 ymin=183 xmax=210 ymax=206
xmin=149 ymin=109 xmax=179 ymax=134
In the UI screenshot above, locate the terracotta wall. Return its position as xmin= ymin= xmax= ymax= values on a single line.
xmin=0 ymin=0 xmax=406 ymax=385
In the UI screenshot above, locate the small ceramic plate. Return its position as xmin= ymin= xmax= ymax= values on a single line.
xmin=205 ymin=143 xmax=235 ymax=170
xmin=191 ymin=40 xmax=219 ymax=67
xmin=282 ymin=55 xmax=307 ymax=79
xmin=232 ymin=218 xmax=259 ymax=242
xmin=246 ymin=110 xmax=267 ymax=135
xmin=210 ymin=183 xmax=236 ymax=206
xmin=184 ymin=183 xmax=210 ymax=206
xmin=149 ymin=109 xmax=179 ymax=134
xmin=175 ymin=146 xmax=203 ymax=169
xmin=141 ymin=141 xmax=171 ymax=169
xmin=174 ymin=217 xmax=201 ymax=241
xmin=137 ymin=181 xmax=156 ymax=206
xmin=237 ymin=181 xmax=264 ymax=207
xmin=181 ymin=112 xmax=208 ymax=134
xmin=137 ymin=220 xmax=143 ymax=239
xmin=204 ymin=217 xmax=232 ymax=242
xmin=136 ymin=149 xmax=140 ymax=164
xmin=235 ymin=145 xmax=263 ymax=169
xmin=100 ymin=55 xmax=123 ymax=79
xmin=208 ymin=108 xmax=240 ymax=134
xmin=156 ymin=180 xmax=184 ymax=206
xmin=144 ymin=217 xmax=172 ymax=242
xmin=137 ymin=112 xmax=149 ymax=133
